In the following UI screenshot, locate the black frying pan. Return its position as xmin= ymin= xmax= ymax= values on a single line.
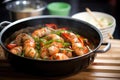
xmin=0 ymin=16 xmax=111 ymax=76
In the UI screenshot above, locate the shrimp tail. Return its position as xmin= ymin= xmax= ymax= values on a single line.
xmin=61 ymin=32 xmax=88 ymax=56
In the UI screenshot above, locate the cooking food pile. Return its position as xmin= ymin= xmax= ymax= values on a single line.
xmin=7 ymin=24 xmax=92 ymax=60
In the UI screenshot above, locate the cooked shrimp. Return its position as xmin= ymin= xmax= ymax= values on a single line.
xmin=40 ymin=42 xmax=62 ymax=59
xmin=15 ymin=33 xmax=38 ymax=58
xmin=72 ymin=43 xmax=85 ymax=55
xmin=48 ymin=45 xmax=59 ymax=56
xmin=40 ymin=34 xmax=64 ymax=59
xmin=47 ymin=34 xmax=64 ymax=42
xmin=62 ymin=32 xmax=88 ymax=56
xmin=32 ymin=27 xmax=51 ymax=38
xmin=10 ymin=46 xmax=22 ymax=55
xmin=33 ymin=23 xmax=58 ymax=38
xmin=52 ymin=53 xmax=69 ymax=60
xmin=60 ymin=48 xmax=72 ymax=58
xmin=40 ymin=47 xmax=48 ymax=59
xmin=15 ymin=33 xmax=33 ymax=46
xmin=46 ymin=34 xmax=64 ymax=55
xmin=62 ymin=32 xmax=80 ymax=43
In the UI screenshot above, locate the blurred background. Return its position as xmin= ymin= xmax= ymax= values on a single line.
xmin=0 ymin=0 xmax=120 ymax=39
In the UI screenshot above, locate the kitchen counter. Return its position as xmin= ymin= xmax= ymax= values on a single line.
xmin=0 ymin=39 xmax=120 ymax=80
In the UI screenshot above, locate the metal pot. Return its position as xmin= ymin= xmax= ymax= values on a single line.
xmin=5 ymin=0 xmax=46 ymax=21
xmin=0 ymin=16 xmax=111 ymax=76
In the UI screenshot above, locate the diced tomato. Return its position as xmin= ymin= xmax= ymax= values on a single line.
xmin=45 ymin=23 xmax=57 ymax=29
xmin=7 ymin=44 xmax=17 ymax=49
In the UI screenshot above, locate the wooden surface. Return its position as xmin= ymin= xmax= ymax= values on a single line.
xmin=0 ymin=39 xmax=120 ymax=80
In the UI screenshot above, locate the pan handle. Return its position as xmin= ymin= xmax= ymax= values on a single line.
xmin=0 ymin=21 xmax=11 ymax=31
xmin=95 ymin=42 xmax=111 ymax=53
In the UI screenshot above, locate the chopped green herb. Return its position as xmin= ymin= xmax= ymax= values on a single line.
xmin=55 ymin=39 xmax=63 ymax=43
xmin=34 ymin=37 xmax=41 ymax=52
xmin=44 ymin=40 xmax=54 ymax=45
xmin=63 ymin=42 xmax=71 ymax=47
xmin=39 ymin=38 xmax=46 ymax=43
xmin=60 ymin=48 xmax=73 ymax=52
xmin=76 ymin=34 xmax=80 ymax=37
xmin=51 ymin=30 xmax=65 ymax=36
xmin=21 ymin=51 xmax=25 ymax=57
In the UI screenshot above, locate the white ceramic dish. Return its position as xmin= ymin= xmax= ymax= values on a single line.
xmin=72 ymin=11 xmax=116 ymax=40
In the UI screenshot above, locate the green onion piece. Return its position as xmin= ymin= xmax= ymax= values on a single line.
xmin=63 ymin=42 xmax=71 ymax=47
xmin=34 ymin=37 xmax=41 ymax=52
xmin=21 ymin=51 xmax=25 ymax=57
xmin=51 ymin=30 xmax=66 ymax=36
xmin=55 ymin=39 xmax=63 ymax=43
xmin=44 ymin=40 xmax=54 ymax=45
xmin=60 ymin=48 xmax=73 ymax=52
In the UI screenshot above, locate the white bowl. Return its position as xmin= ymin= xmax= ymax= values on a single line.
xmin=72 ymin=11 xmax=116 ymax=40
